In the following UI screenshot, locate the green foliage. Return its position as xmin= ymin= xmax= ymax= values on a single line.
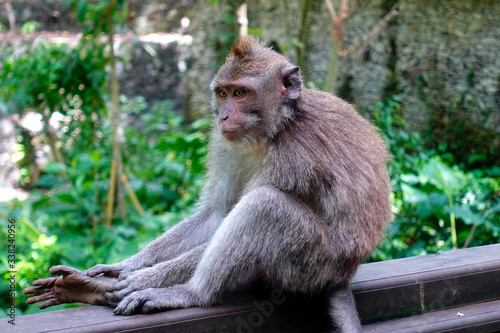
xmin=207 ymin=2 xmax=240 ymax=68
xmin=372 ymin=95 xmax=425 ymax=175
xmin=0 ymin=42 xmax=107 ymax=117
xmin=0 ymin=21 xmax=208 ymax=315
xmin=0 ymin=200 xmax=65 ymax=315
xmin=0 ymin=41 xmax=108 ymax=184
xmin=2 ymin=43 xmax=105 ymax=115
xmin=425 ymin=86 xmax=500 ymax=170
xmin=0 ymin=96 xmax=209 ymax=316
xmin=121 ymin=97 xmax=210 ymax=214
xmin=64 ymin=0 xmax=129 ymax=36
xmin=370 ymin=96 xmax=500 ymax=261
xmin=21 ymin=21 xmax=42 ymax=35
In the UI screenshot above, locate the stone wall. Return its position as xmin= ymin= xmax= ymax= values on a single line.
xmin=394 ymin=0 xmax=500 ymax=131
xmin=3 ymin=0 xmax=499 ymax=132
xmin=182 ymin=0 xmax=500 ymax=133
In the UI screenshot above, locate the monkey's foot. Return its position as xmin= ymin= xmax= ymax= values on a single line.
xmin=23 ymin=265 xmax=115 ymax=309
xmin=113 ymin=284 xmax=203 ymax=315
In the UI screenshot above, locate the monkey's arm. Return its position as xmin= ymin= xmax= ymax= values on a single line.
xmin=112 ymin=186 xmax=350 ymax=316
xmin=87 ymin=209 xmax=219 ymax=277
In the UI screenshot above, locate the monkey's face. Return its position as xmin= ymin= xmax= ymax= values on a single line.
xmin=211 ymin=66 xmax=302 ymax=145
xmin=210 ymin=37 xmax=302 ymax=144
xmin=212 ymin=79 xmax=265 ymax=142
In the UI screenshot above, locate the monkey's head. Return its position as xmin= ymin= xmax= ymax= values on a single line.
xmin=211 ymin=36 xmax=302 ymax=144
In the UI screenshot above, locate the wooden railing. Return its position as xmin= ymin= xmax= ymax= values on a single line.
xmin=5 ymin=244 xmax=500 ymax=333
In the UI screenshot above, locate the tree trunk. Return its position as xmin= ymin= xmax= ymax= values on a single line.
xmin=295 ymin=0 xmax=313 ymax=81
xmin=42 ymin=113 xmax=64 ymax=164
xmin=5 ymin=0 xmax=15 ymax=31
xmin=325 ymin=38 xmax=340 ymax=93
xmin=106 ymin=0 xmax=126 ymax=224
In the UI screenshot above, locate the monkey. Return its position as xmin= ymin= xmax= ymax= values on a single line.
xmin=24 ymin=36 xmax=392 ymax=332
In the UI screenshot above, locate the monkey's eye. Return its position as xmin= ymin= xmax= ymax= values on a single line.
xmin=233 ymin=88 xmax=246 ymax=98
xmin=217 ymin=89 xmax=228 ymax=99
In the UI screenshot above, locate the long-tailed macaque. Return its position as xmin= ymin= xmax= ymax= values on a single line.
xmin=24 ymin=36 xmax=391 ymax=332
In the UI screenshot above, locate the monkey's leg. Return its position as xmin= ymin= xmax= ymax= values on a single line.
xmin=105 ymin=243 xmax=207 ymax=303
xmin=87 ymin=208 xmax=220 ymax=277
xmin=113 ymin=185 xmax=360 ymax=332
xmin=23 ymin=265 xmax=116 ymax=309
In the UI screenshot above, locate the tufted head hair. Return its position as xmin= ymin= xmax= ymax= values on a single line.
xmin=215 ymin=36 xmax=291 ymax=81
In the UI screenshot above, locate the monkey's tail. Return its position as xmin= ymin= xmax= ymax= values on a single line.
xmin=328 ymin=283 xmax=362 ymax=333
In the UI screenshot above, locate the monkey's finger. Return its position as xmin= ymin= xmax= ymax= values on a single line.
xmin=105 ymin=291 xmax=125 ymax=308
xmin=23 ymin=285 xmax=53 ymax=295
xmin=106 ymin=284 xmax=117 ymax=292
xmin=114 ymin=299 xmax=140 ymax=316
xmin=37 ymin=298 xmax=62 ymax=310
xmin=105 ymin=271 xmax=122 ymax=278
xmin=104 ymin=291 xmax=119 ymax=302
xmin=29 ymin=277 xmax=57 ymax=288
xmin=107 ymin=296 xmax=120 ymax=307
xmin=105 ymin=288 xmax=131 ymax=302
xmin=106 ymin=287 xmax=132 ymax=301
xmin=49 ymin=265 xmax=80 ymax=276
xmin=87 ymin=265 xmax=121 ymax=278
xmin=26 ymin=290 xmax=56 ymax=304
xmin=105 ymin=284 xmax=121 ymax=293
xmin=85 ymin=265 xmax=107 ymax=277
xmin=113 ymin=295 xmax=143 ymax=315
xmin=141 ymin=299 xmax=164 ymax=314
xmin=117 ymin=269 xmax=134 ymax=281
xmin=112 ymin=278 xmax=130 ymax=291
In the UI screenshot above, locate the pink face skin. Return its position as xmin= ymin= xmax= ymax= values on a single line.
xmin=214 ymin=80 xmax=288 ymax=142
xmin=214 ymin=81 xmax=256 ymax=141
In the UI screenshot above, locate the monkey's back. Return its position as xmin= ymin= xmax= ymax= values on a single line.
xmin=264 ymin=89 xmax=392 ymax=265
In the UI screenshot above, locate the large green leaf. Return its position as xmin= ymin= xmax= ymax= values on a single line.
xmin=417 ymin=193 xmax=448 ymax=219
xmin=446 ymin=205 xmax=485 ymax=225
xmin=43 ymin=162 xmax=68 ymax=174
xmin=420 ymin=158 xmax=464 ymax=195
xmin=401 ymin=183 xmax=428 ymax=203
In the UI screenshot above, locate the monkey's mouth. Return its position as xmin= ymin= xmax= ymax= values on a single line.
xmin=222 ymin=127 xmax=249 ymax=141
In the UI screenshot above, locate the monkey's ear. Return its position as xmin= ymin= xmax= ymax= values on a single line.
xmin=281 ymin=66 xmax=302 ymax=100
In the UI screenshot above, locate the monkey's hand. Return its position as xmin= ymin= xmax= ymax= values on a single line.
xmin=113 ymin=284 xmax=203 ymax=315
xmin=23 ymin=265 xmax=113 ymax=309
xmin=104 ymin=266 xmax=167 ymax=304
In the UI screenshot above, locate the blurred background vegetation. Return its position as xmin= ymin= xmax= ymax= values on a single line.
xmin=0 ymin=0 xmax=499 ymax=317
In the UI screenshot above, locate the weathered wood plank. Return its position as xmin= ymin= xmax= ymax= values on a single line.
xmin=3 ymin=244 xmax=500 ymax=333
xmin=353 ymin=243 xmax=500 ymax=323
xmin=6 ymin=294 xmax=331 ymax=333
xmin=362 ymin=299 xmax=500 ymax=333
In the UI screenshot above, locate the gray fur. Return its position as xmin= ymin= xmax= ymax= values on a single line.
xmin=330 ymin=284 xmax=362 ymax=332
xmin=88 ymin=37 xmax=391 ymax=332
